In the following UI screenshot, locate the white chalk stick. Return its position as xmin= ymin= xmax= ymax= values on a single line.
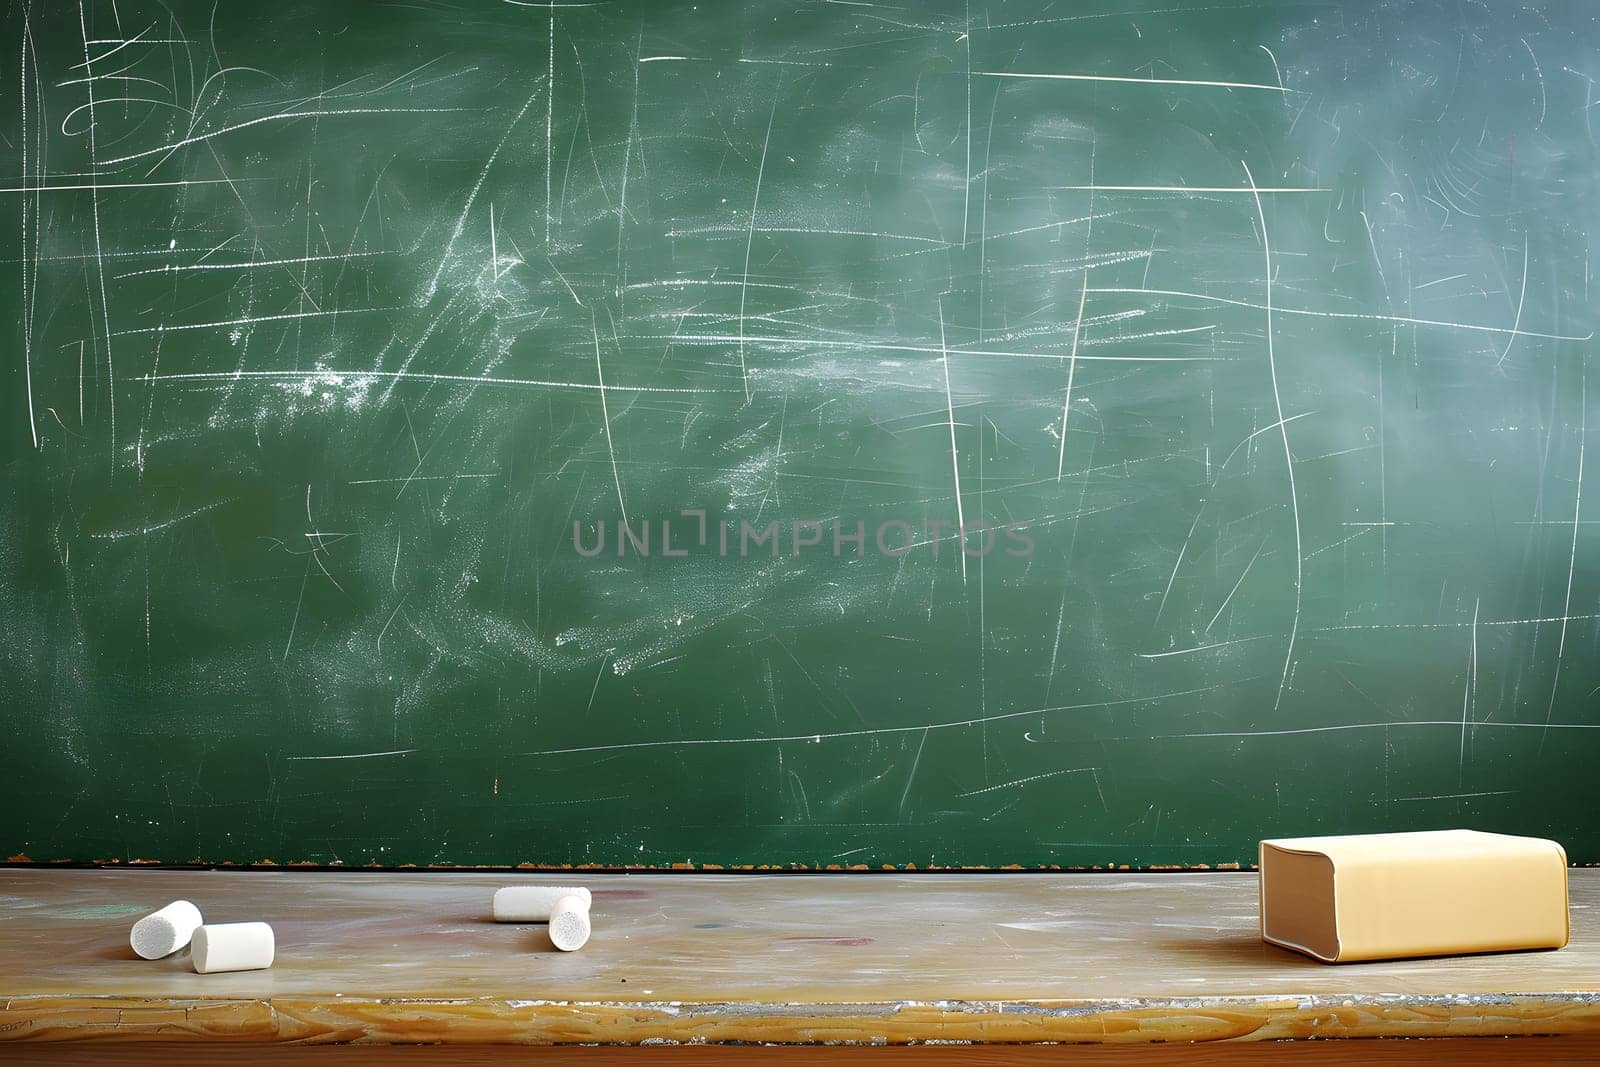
xmin=492 ymin=885 xmax=592 ymax=922
xmin=549 ymin=894 xmax=591 ymax=952
xmin=191 ymin=922 xmax=275 ymax=974
xmin=129 ymin=899 xmax=203 ymax=960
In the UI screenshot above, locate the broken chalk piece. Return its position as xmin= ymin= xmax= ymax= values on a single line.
xmin=493 ymin=885 xmax=592 ymax=922
xmin=191 ymin=921 xmax=276 ymax=974
xmin=129 ymin=899 xmax=203 ymax=960
xmin=1259 ymin=829 xmax=1569 ymax=963
xmin=549 ymin=893 xmax=591 ymax=952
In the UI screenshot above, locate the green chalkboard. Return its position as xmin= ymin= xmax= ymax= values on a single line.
xmin=4 ymin=0 xmax=1598 ymax=869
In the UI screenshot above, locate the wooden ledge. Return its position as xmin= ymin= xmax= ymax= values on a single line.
xmin=3 ymin=870 xmax=1598 ymax=1048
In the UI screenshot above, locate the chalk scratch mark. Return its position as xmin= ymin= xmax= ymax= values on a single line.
xmin=1496 ymin=236 xmax=1529 ymax=369
xmin=1244 ymin=161 xmax=1302 ymax=714
xmin=975 ymin=69 xmax=1292 ymax=93
xmin=958 ymin=767 xmax=1095 ymax=798
xmin=738 ymin=94 xmax=779 ymax=404
xmin=938 ymin=297 xmax=967 ymax=582
xmin=520 ymin=680 xmax=1245 ymax=757
xmin=592 ymin=310 xmax=629 ymax=527
xmin=1055 ymin=273 xmax=1088 ymax=481
xmin=1542 ymin=360 xmax=1586 ymax=754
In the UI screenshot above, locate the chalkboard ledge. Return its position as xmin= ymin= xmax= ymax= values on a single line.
xmin=3 ymin=869 xmax=1599 ymax=1059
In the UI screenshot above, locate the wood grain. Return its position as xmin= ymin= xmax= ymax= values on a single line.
xmin=3 ymin=870 xmax=1598 ymax=1048
xmin=8 ymin=1038 xmax=1600 ymax=1065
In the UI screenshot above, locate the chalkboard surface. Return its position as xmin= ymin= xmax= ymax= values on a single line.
xmin=4 ymin=0 xmax=1598 ymax=869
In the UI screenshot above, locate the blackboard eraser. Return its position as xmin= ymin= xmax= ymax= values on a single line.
xmin=1259 ymin=829 xmax=1568 ymax=963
